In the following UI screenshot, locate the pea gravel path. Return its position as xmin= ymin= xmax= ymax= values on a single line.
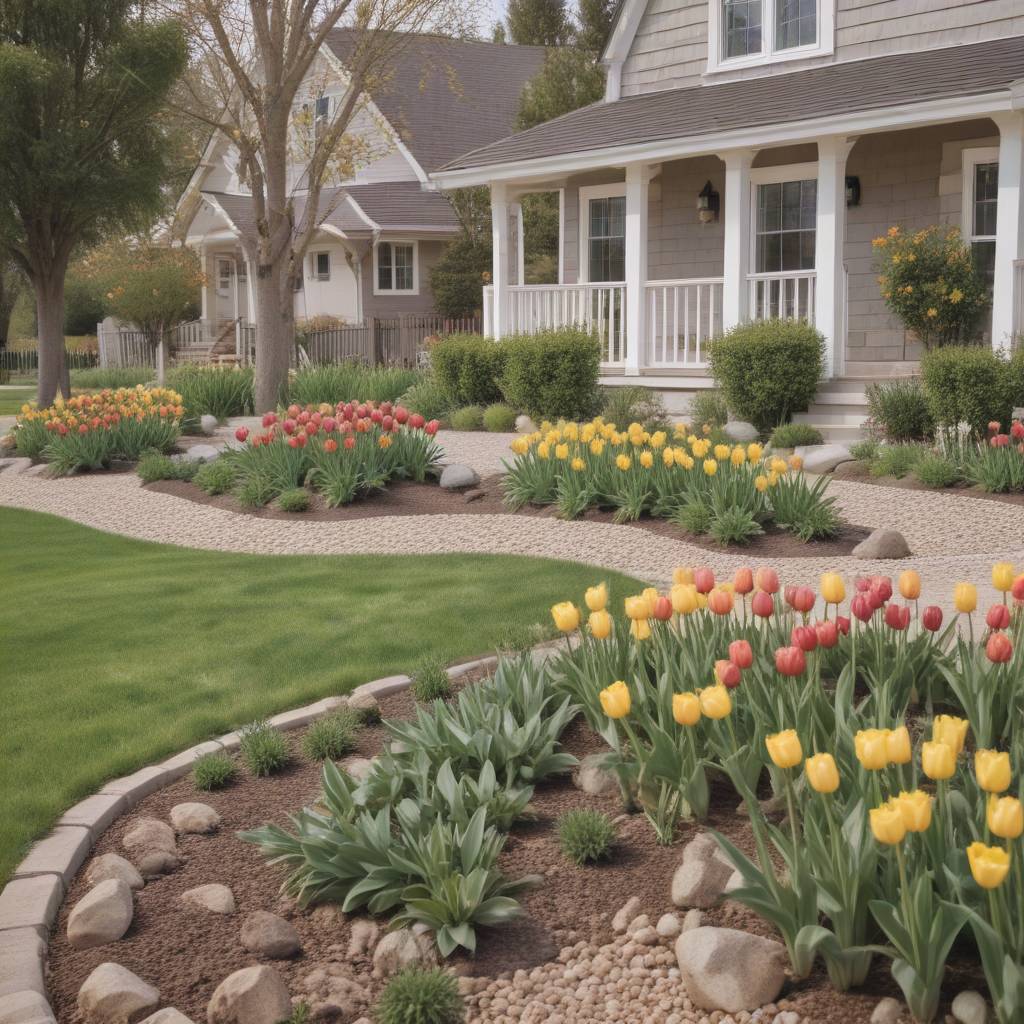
xmin=1 ymin=430 xmax=1020 ymax=616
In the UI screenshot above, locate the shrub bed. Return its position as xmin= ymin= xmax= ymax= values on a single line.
xmin=431 ymin=333 xmax=507 ymax=407
xmin=921 ymin=346 xmax=1015 ymax=436
xmin=167 ymin=365 xmax=254 ymax=423
xmin=865 ymin=377 xmax=933 ymax=442
xmin=288 ymin=362 xmax=422 ymax=407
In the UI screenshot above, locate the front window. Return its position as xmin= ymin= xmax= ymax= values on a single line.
xmin=969 ymin=161 xmax=998 ymax=286
xmin=775 ymin=0 xmax=816 ymax=50
xmin=313 ymin=251 xmax=331 ymax=281
xmin=588 ymin=196 xmax=626 ymax=282
xmin=723 ymin=0 xmax=762 ymax=59
xmin=713 ymin=0 xmax=827 ymax=70
xmin=376 ymin=242 xmax=416 ymax=293
xmin=756 ymin=179 xmax=817 ymax=273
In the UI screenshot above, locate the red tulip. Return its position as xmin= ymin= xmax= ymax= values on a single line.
xmin=287 ymin=404 xmax=301 ymax=418
xmin=707 ymin=587 xmax=733 ymax=616
xmin=884 ymin=603 xmax=911 ymax=631
xmin=855 ymin=575 xmax=872 ymax=593
xmin=343 ymin=402 xmax=355 ymax=419
xmin=1011 ymin=421 xmax=1024 ymax=440
xmin=867 ymin=586 xmax=886 ymax=612
xmin=78 ymin=424 xmax=88 ymax=434
xmin=235 ymin=426 xmax=249 ymax=442
xmin=295 ymin=432 xmax=307 ymax=448
xmin=986 ymin=604 xmax=1011 ymax=631
xmin=921 ymin=605 xmax=943 ymax=632
xmin=755 ymin=567 xmax=779 ymax=594
xmin=991 ymin=433 xmax=1010 ymax=448
xmin=851 ymin=593 xmax=873 ymax=622
xmin=733 ymin=568 xmax=754 ymax=595
xmin=791 ymin=624 xmax=818 ymax=652
xmin=282 ymin=418 xmax=296 ymax=435
xmin=323 ymin=417 xmax=337 ymax=433
xmin=394 ymin=405 xmax=409 ymax=424
xmin=382 ymin=415 xmax=394 ymax=432
xmin=836 ymin=615 xmax=851 ymax=636
xmin=775 ymin=645 xmax=806 ymax=677
xmin=988 ymin=420 xmax=1002 ymax=434
xmin=425 ymin=419 xmax=440 ymax=436
xmin=728 ymin=639 xmax=753 ymax=669
xmin=261 ymin=412 xmax=277 ymax=427
xmin=339 ymin=419 xmax=353 ymax=433
xmin=652 ymin=596 xmax=673 ymax=621
xmin=409 ymin=413 xmax=425 ymax=429
xmin=356 ymin=404 xmax=369 ymax=419
xmin=694 ymin=568 xmax=715 ymax=594
xmin=287 ymin=435 xmax=300 ymax=448
xmin=344 ymin=436 xmax=356 ymax=450
xmin=871 ymin=576 xmax=893 ymax=603
xmin=380 ymin=402 xmax=393 ymax=415
xmin=752 ymin=590 xmax=775 ymax=618
xmin=986 ymin=632 xmax=1013 ymax=664
xmin=1012 ymin=575 xmax=1024 ymax=602
xmin=323 ymin=438 xmax=338 ymax=453
xmin=791 ymin=586 xmax=816 ymax=614
xmin=784 ymin=585 xmax=797 ymax=608
xmin=305 ymin=422 xmax=318 ymax=436
xmin=815 ymin=620 xmax=839 ymax=648
xmin=370 ymin=409 xmax=383 ymax=424
xmin=715 ymin=659 xmax=742 ymax=688
xmin=311 ymin=412 xmax=323 ymax=425
xmin=355 ymin=418 xmax=369 ymax=433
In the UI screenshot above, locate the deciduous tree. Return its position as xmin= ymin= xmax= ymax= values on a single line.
xmin=506 ymin=0 xmax=570 ymax=47
xmin=576 ymin=0 xmax=617 ymax=54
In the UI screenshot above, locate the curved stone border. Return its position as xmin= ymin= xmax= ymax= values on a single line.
xmin=0 ymin=657 xmax=496 ymax=1023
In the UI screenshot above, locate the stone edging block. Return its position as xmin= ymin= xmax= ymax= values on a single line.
xmin=0 ymin=928 xmax=47 ymax=998
xmin=10 ymin=827 xmax=92 ymax=886
xmin=351 ymin=674 xmax=412 ymax=699
xmin=0 ymin=875 xmax=64 ymax=939
xmin=0 ymin=989 xmax=56 ymax=1023
xmin=56 ymin=794 xmax=128 ymax=840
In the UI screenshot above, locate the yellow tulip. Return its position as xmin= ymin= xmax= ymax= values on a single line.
xmin=616 ymin=453 xmax=632 ymax=471
xmin=788 ymin=454 xmax=803 ymax=471
xmin=854 ymin=729 xmax=890 ymax=771
xmin=992 ymin=562 xmax=1016 ymax=592
xmin=671 ymin=583 xmax=699 ymax=615
xmin=703 ymin=458 xmax=718 ymax=476
xmin=765 ymin=730 xmax=803 ymax=770
xmin=571 ymin=457 xmax=586 ymax=471
xmin=550 ymin=602 xmax=580 ymax=632
xmin=894 ymin=790 xmax=932 ymax=833
xmin=975 ymin=750 xmax=1011 ymax=794
xmin=897 ymin=570 xmax=921 ymax=601
xmin=820 ymin=572 xmax=846 ymax=605
xmin=987 ymin=795 xmax=1024 ymax=839
xmin=967 ymin=842 xmax=1010 ymax=889
xmin=624 ymin=595 xmax=651 ymax=620
xmin=585 ymin=582 xmax=608 ymax=612
xmin=804 ymin=753 xmax=840 ymax=794
xmin=510 ymin=437 xmax=529 ymax=455
xmin=754 ymin=474 xmax=768 ymax=492
xmin=590 ymin=438 xmax=605 ymax=456
xmin=921 ymin=740 xmax=956 ymax=780
xmin=932 ymin=715 xmax=969 ymax=755
xmin=730 ymin=447 xmax=746 ymax=467
xmin=588 ymin=610 xmax=612 ymax=640
xmin=747 ymin=442 xmax=763 ymax=462
xmin=672 ymin=692 xmax=701 ymax=727
xmin=953 ymin=582 xmax=977 ymax=614
xmin=714 ymin=443 xmax=730 ymax=460
xmin=699 ymin=684 xmax=732 ymax=720
xmin=870 ymin=801 xmax=906 ymax=845
xmin=555 ymin=443 xmax=569 ymax=460
xmin=638 ymin=450 xmax=653 ymax=469
xmin=600 ymin=681 xmax=631 ymax=719
xmin=537 ymin=442 xmax=550 ymax=459
xmin=630 ymin=617 xmax=651 ymax=641
xmin=770 ymin=457 xmax=788 ymax=474
xmin=886 ymin=726 xmax=912 ymax=766
xmin=662 ymin=447 xmax=675 ymax=467
xmin=642 ymin=587 xmax=660 ymax=608
xmin=673 ymin=567 xmax=695 ymax=585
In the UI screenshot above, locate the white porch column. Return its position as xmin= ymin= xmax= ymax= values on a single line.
xmin=490 ymin=181 xmax=509 ymax=339
xmin=513 ymin=202 xmax=525 ymax=287
xmin=991 ymin=110 xmax=1024 ymax=351
xmin=721 ymin=149 xmax=755 ymax=331
xmin=815 ymin=136 xmax=856 ymax=379
xmin=199 ymin=245 xmax=209 ymax=321
xmin=624 ymin=162 xmax=649 ymax=375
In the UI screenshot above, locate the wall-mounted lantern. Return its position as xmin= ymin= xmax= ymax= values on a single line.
xmin=845 ymin=176 xmax=861 ymax=207
xmin=697 ymin=180 xmax=720 ymax=224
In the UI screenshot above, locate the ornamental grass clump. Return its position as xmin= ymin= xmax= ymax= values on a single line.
xmin=302 ymin=708 xmax=361 ymax=761
xmin=194 ymin=458 xmax=237 ymax=495
xmin=192 ymin=752 xmax=236 ymax=791
xmin=410 ymin=654 xmax=454 ymax=703
xmin=239 ymin=720 xmax=289 ymax=777
xmin=557 ymin=808 xmax=616 ymax=866
xmin=375 ymin=968 xmax=464 ymax=1024
xmin=136 ymin=452 xmax=197 ymax=483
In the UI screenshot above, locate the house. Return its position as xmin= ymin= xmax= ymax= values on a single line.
xmin=431 ymin=5 xmax=1024 ymax=435
xmin=174 ymin=32 xmax=546 ymax=361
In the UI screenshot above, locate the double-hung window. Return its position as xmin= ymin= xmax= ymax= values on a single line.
xmin=582 ymin=191 xmax=626 ymax=283
xmin=962 ymin=148 xmax=999 ymax=289
xmin=375 ymin=241 xmax=417 ymax=294
xmin=311 ymin=251 xmax=331 ymax=282
xmin=711 ymin=0 xmax=832 ymax=72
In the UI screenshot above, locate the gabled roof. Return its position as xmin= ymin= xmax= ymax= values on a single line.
xmin=440 ymin=36 xmax=1024 ymax=174
xmin=325 ymin=30 xmax=548 ymax=172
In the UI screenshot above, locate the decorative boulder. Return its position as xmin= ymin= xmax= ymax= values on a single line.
xmin=611 ymin=897 xmax=642 ymax=933
xmin=515 ymin=415 xmax=537 ymax=434
xmin=951 ymin=991 xmax=988 ymax=1024
xmin=670 ymin=833 xmax=735 ymax=908
xmin=339 ymin=757 xmax=374 ymax=782
xmin=346 ymin=692 xmax=379 ymax=720
xmin=239 ymin=911 xmax=301 ymax=959
xmin=346 ymin=919 xmax=379 ymax=958
xmin=207 ymin=967 xmax=291 ymax=1024
xmin=438 ymin=464 xmax=480 ymax=490
xmin=656 ymin=913 xmax=681 ymax=939
xmin=199 ymin=415 xmax=218 ymax=436
xmin=573 ymin=753 xmax=618 ymax=796
xmin=795 ymin=443 xmax=854 ymax=473
xmin=870 ymin=998 xmax=904 ymax=1024
xmin=675 ymin=927 xmax=786 ymax=1013
xmin=139 ymin=1012 xmax=197 ymax=1024
xmin=852 ymin=528 xmax=912 ymax=560
xmin=170 ymin=803 xmax=221 ymax=835
xmin=123 ymin=818 xmax=178 ymax=878
xmin=68 ymin=879 xmax=134 ymax=950
xmin=176 ymin=444 xmax=220 ymax=463
xmin=77 ymin=963 xmax=159 ymax=1024
xmin=180 ymin=884 xmax=235 ymax=915
xmin=723 ymin=420 xmax=759 ymax=443
xmin=295 ymin=965 xmax=369 ymax=1021
xmin=85 ymin=854 xmax=144 ymax=892
xmin=371 ymin=928 xmax=434 ymax=977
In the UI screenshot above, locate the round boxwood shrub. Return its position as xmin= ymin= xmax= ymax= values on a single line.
xmin=499 ymin=328 xmax=601 ymax=422
xmin=920 ymin=345 xmax=1015 ymax=435
xmin=375 ymin=967 xmax=464 ymax=1024
xmin=768 ymin=423 xmax=823 ymax=449
xmin=431 ymin=333 xmax=506 ymax=407
xmin=482 ymin=402 xmax=517 ymax=432
xmin=450 ymin=405 xmax=484 ymax=431
xmin=708 ymin=320 xmax=824 ymax=434
xmin=865 ymin=378 xmax=933 ymax=442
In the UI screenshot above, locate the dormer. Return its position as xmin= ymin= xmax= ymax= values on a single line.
xmin=706 ymin=0 xmax=834 ymax=75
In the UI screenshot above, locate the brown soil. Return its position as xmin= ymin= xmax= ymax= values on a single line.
xmin=836 ymin=460 xmax=1024 ymax=506
xmin=147 ymin=473 xmax=872 ymax=558
xmin=46 ymin=671 xmax=985 ymax=1024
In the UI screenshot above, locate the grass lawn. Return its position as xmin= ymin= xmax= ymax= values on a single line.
xmin=0 ymin=507 xmax=642 ymax=882
xmin=0 ymin=386 xmax=37 ymax=415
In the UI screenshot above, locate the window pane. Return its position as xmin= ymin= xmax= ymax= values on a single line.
xmin=588 ymin=196 xmax=626 ymax=282
xmin=377 ymin=243 xmax=392 ymax=291
xmin=776 ymin=0 xmax=816 ymax=50
xmin=395 ymin=245 xmax=414 ymax=290
xmin=757 ymin=184 xmax=781 ymax=232
xmin=781 ymin=181 xmax=802 ymax=229
xmin=608 ymin=196 xmax=625 ymax=236
xmin=590 ymin=199 xmax=608 ymax=238
xmin=973 ymin=162 xmax=999 ymax=239
xmin=755 ymin=178 xmax=816 ymax=273
xmin=723 ymin=0 xmax=762 ymax=58
xmin=316 ymin=253 xmax=330 ymax=278
xmin=972 ymin=240 xmax=996 ymax=288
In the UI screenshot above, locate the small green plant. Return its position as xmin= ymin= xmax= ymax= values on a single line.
xmin=687 ymin=389 xmax=729 ymax=430
xmin=71 ymin=366 xmax=155 ymax=389
xmin=302 ymin=708 xmax=361 ymax=761
xmin=239 ymin=720 xmax=290 ymax=777
xmin=280 ymin=1003 xmax=312 ymax=1024
xmin=374 ymin=967 xmax=464 ymax=1024
xmin=136 ymin=452 xmax=197 ymax=483
xmin=277 ymin=488 xmax=311 ymax=513
xmin=921 ymin=345 xmax=1015 ymax=435
xmin=168 ymin=364 xmax=254 ymax=422
xmin=557 ymin=809 xmax=616 ymax=866
xmin=672 ymin=498 xmax=712 ymax=536
xmin=865 ymin=378 xmax=933 ymax=442
xmin=849 ymin=438 xmax=880 ymax=463
xmin=708 ymin=506 xmax=764 ymax=546
xmin=602 ymin=385 xmax=671 ymax=432
xmin=411 ymin=654 xmax=454 ymax=703
xmin=870 ymin=444 xmax=923 ymax=479
xmin=399 ymin=374 xmax=452 ymax=423
xmin=450 ymin=404 xmax=484 ymax=431
xmin=769 ymin=423 xmax=824 ymax=449
xmin=237 ymin=473 xmax=277 ymax=508
xmin=914 ymin=452 xmax=960 ymax=488
xmin=770 ymin=472 xmax=841 ymax=541
xmin=192 ymin=751 xmax=236 ymax=791
xmin=194 ymin=459 xmax=237 ymax=495
xmin=491 ymin=620 xmax=554 ymax=656
xmin=482 ymin=402 xmax=517 ymax=432
xmin=288 ymin=362 xmax=421 ymax=406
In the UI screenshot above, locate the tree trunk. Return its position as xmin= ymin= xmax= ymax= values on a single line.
xmin=253 ymin=261 xmax=293 ymax=412
xmin=36 ymin=270 xmax=69 ymax=407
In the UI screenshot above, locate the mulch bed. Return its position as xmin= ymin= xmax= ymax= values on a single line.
xmin=835 ymin=460 xmax=1024 ymax=506
xmin=46 ymin=668 xmax=985 ymax=1024
xmin=147 ymin=473 xmax=873 ymax=559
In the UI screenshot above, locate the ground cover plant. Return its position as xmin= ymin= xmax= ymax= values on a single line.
xmin=288 ymin=362 xmax=422 ymax=407
xmin=549 ymin=562 xmax=1024 ymax=1023
xmin=167 ymin=364 xmax=254 ymax=423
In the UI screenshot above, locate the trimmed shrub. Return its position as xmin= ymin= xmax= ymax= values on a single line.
xmin=601 ymin=385 xmax=671 ymax=432
xmin=482 ymin=402 xmax=517 ymax=432
xmin=499 ymin=328 xmax=601 ymax=421
xmin=194 ymin=459 xmax=237 ymax=495
xmin=302 ymin=708 xmax=361 ymax=761
xmin=410 ymin=655 xmax=454 ymax=703
xmin=865 ymin=378 xmax=933 ymax=442
xmin=398 ymin=374 xmax=452 ymax=423
xmin=237 ymin=474 xmax=277 ymax=508
xmin=769 ymin=423 xmax=824 ymax=449
xmin=239 ymin=720 xmax=289 ymax=776
xmin=921 ymin=346 xmax=1013 ymax=435
xmin=136 ymin=453 xmax=197 ymax=483
xmin=708 ymin=320 xmax=824 ymax=433
xmin=277 ymin=488 xmax=311 ymax=513
xmin=375 ymin=968 xmax=464 ymax=1024
xmin=687 ymin=389 xmax=729 ymax=430
xmin=557 ymin=809 xmax=616 ymax=865
xmin=289 ymin=363 xmax=421 ymax=406
xmin=915 ymin=452 xmax=960 ymax=488
xmin=431 ymin=333 xmax=506 ymax=407
xmin=450 ymin=405 xmax=485 ymax=431
xmin=192 ymin=752 xmax=236 ymax=791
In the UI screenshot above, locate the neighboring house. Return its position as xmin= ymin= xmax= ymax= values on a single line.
xmin=175 ymin=32 xmax=546 ymax=359
xmin=432 ymin=4 xmax=1024 ymax=434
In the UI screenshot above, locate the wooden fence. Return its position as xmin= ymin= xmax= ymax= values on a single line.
xmin=298 ymin=314 xmax=480 ymax=367
xmin=0 ymin=348 xmax=99 ymax=376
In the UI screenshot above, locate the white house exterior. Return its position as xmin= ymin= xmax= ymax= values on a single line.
xmin=432 ymin=5 xmax=1024 ymax=426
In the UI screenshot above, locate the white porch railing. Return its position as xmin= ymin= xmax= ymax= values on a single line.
xmin=167 ymin=319 xmax=212 ymax=351
xmin=645 ymin=278 xmax=723 ymax=367
xmin=748 ymin=271 xmax=817 ymax=324
xmin=1013 ymin=259 xmax=1024 ymax=345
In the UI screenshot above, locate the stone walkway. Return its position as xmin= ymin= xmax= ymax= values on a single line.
xmin=1 ymin=430 xmax=1020 ymax=616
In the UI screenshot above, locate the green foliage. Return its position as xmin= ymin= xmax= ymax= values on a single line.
xmin=576 ymin=0 xmax=617 ymax=52
xmin=237 ymin=473 xmax=278 ymax=508
xmin=63 ymin=267 xmax=106 ymax=336
xmin=709 ymin=320 xmax=824 ymax=433
xmin=849 ymin=438 xmax=879 ymax=463
xmin=963 ymin=437 xmax=1024 ymax=493
xmin=522 ymin=193 xmax=560 ymax=284
xmin=769 ymin=473 xmax=841 ymax=541
xmin=194 ymin=459 xmax=237 ymax=496
xmin=865 ymin=378 xmax=933 ymax=442
xmin=506 ymin=0 xmax=570 ymax=45
xmin=302 ymin=708 xmax=361 ymax=761
xmin=601 ymin=386 xmax=671 ymax=432
xmin=71 ymin=367 xmax=154 ymax=389
xmin=375 ymin=968 xmax=464 ymax=1024
xmin=192 ymin=752 xmax=236 ymax=791
xmin=672 ymin=498 xmax=712 ymax=536
xmin=136 ymin=453 xmax=197 ymax=484
xmin=499 ymin=329 xmax=601 ymax=421
xmin=167 ymin=365 xmax=254 ymax=422
xmin=398 ymin=374 xmax=452 ymax=423
xmin=708 ymin=505 xmax=764 ymax=546
xmin=238 ymin=720 xmax=289 ymax=777
xmin=277 ymin=488 xmax=311 ymax=513
xmin=687 ymin=389 xmax=729 ymax=430
xmin=557 ymin=809 xmax=615 ymax=866
xmin=431 ymin=334 xmax=506 ymax=407
xmin=921 ymin=346 xmax=1015 ymax=435
xmin=490 ymin=621 xmax=555 ymax=655
xmin=411 ymin=655 xmax=454 ymax=703
xmin=483 ymin=403 xmax=517 ymax=432
xmin=450 ymin=405 xmax=485 ymax=431
xmin=768 ymin=423 xmax=824 ymax=449
xmin=288 ymin=363 xmax=422 ymax=407
xmin=914 ymin=452 xmax=961 ymax=488
xmin=430 ymin=234 xmax=491 ymax=319
xmin=870 ymin=443 xmax=923 ymax=479
xmin=280 ymin=1004 xmax=312 ymax=1024
xmin=515 ymin=49 xmax=604 ymax=130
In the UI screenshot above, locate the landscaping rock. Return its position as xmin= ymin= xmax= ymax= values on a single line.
xmin=85 ymin=854 xmax=144 ymax=892
xmin=515 ymin=415 xmax=537 ymax=433
xmin=138 ymin=1012 xmax=196 ymax=1024
xmin=724 ymin=420 xmax=759 ymax=442
xmin=852 ymin=528 xmax=912 ymax=560
xmin=795 ymin=443 xmax=853 ymax=473
xmin=134 ymin=850 xmax=180 ymax=878
xmin=309 ymin=904 xmax=345 ymax=929
xmin=77 ymin=963 xmax=159 ymax=1023
xmin=671 ymin=834 xmax=735 ymax=908
xmin=773 ymin=1012 xmax=800 ymax=1024
xmin=871 ymin=997 xmax=904 ymax=1024
xmin=573 ymin=753 xmax=618 ymax=796
xmin=339 ymin=756 xmax=374 ymax=782
xmin=675 ymin=926 xmax=786 ymax=1013
xmin=0 ymin=991 xmax=56 ymax=1024
xmin=438 ymin=464 xmax=479 ymax=490
xmin=207 ymin=966 xmax=290 ymax=1024
xmin=655 ymin=913 xmax=681 ymax=939
xmin=67 ymin=879 xmax=133 ymax=950
xmin=177 ymin=444 xmax=220 ymax=463
xmin=346 ymin=692 xmax=379 ymax=720
xmin=239 ymin=911 xmax=301 ymax=959
xmin=611 ymin=897 xmax=642 ymax=933
xmin=180 ymin=884 xmax=235 ymax=915
xmin=199 ymin=415 xmax=218 ymax=436
xmin=834 ymin=458 xmax=866 ymax=478
xmin=346 ymin=919 xmax=379 ymax=958
xmin=682 ymin=908 xmax=704 ymax=932
xmin=170 ymin=803 xmax=221 ymax=835
xmin=296 ymin=965 xmax=369 ymax=1021
xmin=463 ymin=488 xmax=485 ymax=503
xmin=123 ymin=819 xmax=176 ymax=857
xmin=951 ymin=991 xmax=987 ymax=1024
xmin=371 ymin=927 xmax=434 ymax=977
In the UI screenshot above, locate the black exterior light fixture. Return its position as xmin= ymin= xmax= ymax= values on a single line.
xmin=697 ymin=180 xmax=720 ymax=223
xmin=845 ymin=175 xmax=861 ymax=207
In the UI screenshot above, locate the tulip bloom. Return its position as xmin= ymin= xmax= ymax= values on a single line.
xmin=671 ymin=583 xmax=699 ymax=615
xmin=975 ymin=750 xmax=1011 ymax=794
xmin=774 ymin=645 xmax=806 ymax=677
xmin=815 ymin=620 xmax=838 ymax=649
xmin=1012 ymin=575 xmax=1024 ymax=601
xmin=707 ymin=588 xmax=734 ymax=616
xmin=933 ymin=715 xmax=969 ymax=755
xmin=588 ymin=610 xmax=612 ymax=640
xmin=894 ymin=791 xmax=932 ymax=833
xmin=954 ymin=582 xmax=977 ymax=614
xmin=820 ymin=572 xmax=845 ymax=605
xmin=715 ymin=659 xmax=741 ymax=689
xmin=804 ymin=753 xmax=840 ymax=793
xmin=235 ymin=426 xmax=249 ymax=442
xmin=850 ymin=593 xmax=873 ymax=622
xmin=728 ymin=639 xmax=753 ymax=670
xmin=967 ymin=842 xmax=1010 ymax=889
xmin=897 ymin=570 xmax=921 ymax=601
xmin=884 ymin=603 xmax=911 ymax=631
xmin=853 ymin=729 xmax=890 ymax=771
xmin=694 ymin=568 xmax=715 ymax=594
xmin=986 ymin=604 xmax=1011 ymax=631
xmin=672 ymin=692 xmax=701 ymax=727
xmin=630 ymin=618 xmax=652 ymax=641
xmin=751 ymin=590 xmax=774 ymax=619
xmin=551 ymin=602 xmax=581 ymax=633
xmin=652 ymin=596 xmax=673 ymax=621
xmin=625 ymin=595 xmax=651 ymax=621
xmin=987 ymin=795 xmax=1024 ymax=839
xmin=921 ymin=605 xmax=943 ymax=632
xmin=766 ymin=730 xmax=803 ymax=769
xmin=600 ymin=681 xmax=631 ymax=719
xmin=755 ymin=567 xmax=780 ymax=594
xmin=790 ymin=625 xmax=817 ymax=653
xmin=921 ymin=741 xmax=956 ymax=780
xmin=733 ymin=567 xmax=754 ymax=595
xmin=585 ymin=583 xmax=608 ymax=612
xmin=992 ymin=562 xmax=1016 ymax=592
xmin=836 ymin=615 xmax=851 ymax=635
xmin=699 ymin=684 xmax=732 ymax=719
xmin=870 ymin=801 xmax=907 ymax=846
xmin=673 ymin=566 xmax=695 ymax=585
xmin=790 ymin=586 xmax=815 ymax=614
xmin=986 ymin=633 xmax=1013 ymax=664
xmin=884 ymin=726 xmax=912 ymax=766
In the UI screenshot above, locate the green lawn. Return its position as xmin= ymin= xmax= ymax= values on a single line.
xmin=0 ymin=507 xmax=642 ymax=881
xmin=0 ymin=387 xmax=37 ymax=415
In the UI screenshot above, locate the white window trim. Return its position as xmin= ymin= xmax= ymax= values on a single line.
xmin=706 ymin=0 xmax=834 ymax=77
xmin=748 ymin=162 xmax=819 ymax=272
xmin=311 ymin=251 xmax=331 ymax=282
xmin=373 ymin=239 xmax=419 ymax=296
xmin=961 ymin=146 xmax=1000 ymax=247
xmin=578 ymin=183 xmax=627 ymax=285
